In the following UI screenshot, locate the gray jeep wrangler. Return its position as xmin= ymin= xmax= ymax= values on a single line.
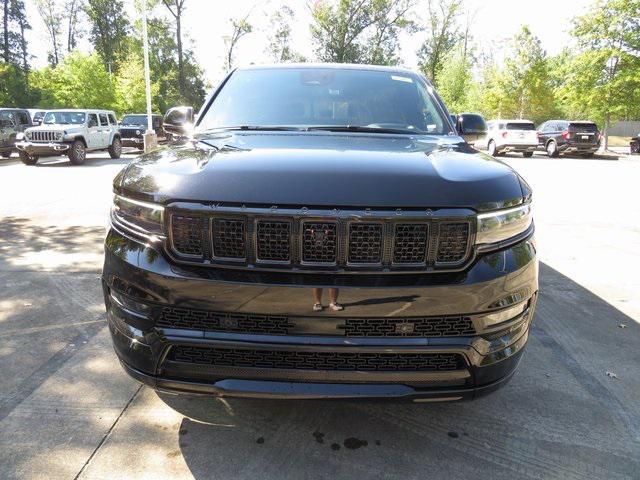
xmin=16 ymin=109 xmax=122 ymax=165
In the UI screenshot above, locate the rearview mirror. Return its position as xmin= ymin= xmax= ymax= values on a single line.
xmin=163 ymin=106 xmax=194 ymax=137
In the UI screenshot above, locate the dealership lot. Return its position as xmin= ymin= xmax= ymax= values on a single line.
xmin=1 ymin=151 xmax=639 ymax=479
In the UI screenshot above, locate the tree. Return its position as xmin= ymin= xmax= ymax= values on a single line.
xmin=162 ymin=0 xmax=186 ymax=100
xmin=224 ymin=14 xmax=252 ymax=70
xmin=435 ymin=46 xmax=472 ymax=113
xmin=310 ymin=0 xmax=415 ymax=65
xmin=35 ymin=0 xmax=63 ymax=66
xmin=265 ymin=5 xmax=306 ymax=62
xmin=66 ymin=0 xmax=84 ymax=52
xmin=85 ymin=0 xmax=130 ymax=73
xmin=556 ymin=0 xmax=640 ymax=148
xmin=417 ymin=0 xmax=462 ymax=82
xmin=114 ymin=52 xmax=160 ymax=114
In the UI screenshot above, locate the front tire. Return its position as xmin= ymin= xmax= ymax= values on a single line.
xmin=19 ymin=151 xmax=39 ymax=165
xmin=522 ymin=151 xmax=534 ymax=158
xmin=108 ymin=137 xmax=122 ymax=159
xmin=68 ymin=140 xmax=86 ymax=165
xmin=546 ymin=140 xmax=559 ymax=158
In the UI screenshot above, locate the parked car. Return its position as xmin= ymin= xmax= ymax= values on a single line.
xmin=27 ymin=109 xmax=46 ymax=126
xmin=119 ymin=114 xmax=169 ymax=150
xmin=484 ymin=119 xmax=538 ymax=157
xmin=631 ymin=133 xmax=640 ymax=154
xmin=104 ymin=64 xmax=538 ymax=402
xmin=451 ymin=112 xmax=487 ymax=147
xmin=15 ymin=109 xmax=122 ymax=165
xmin=0 ymin=108 xmax=32 ymax=158
xmin=537 ymin=120 xmax=600 ymax=158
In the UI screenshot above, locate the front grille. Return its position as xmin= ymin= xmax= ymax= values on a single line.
xmin=119 ymin=128 xmax=140 ymax=139
xmin=256 ymin=220 xmax=291 ymax=262
xmin=436 ymin=223 xmax=470 ymax=263
xmin=344 ymin=316 xmax=475 ymax=337
xmin=171 ymin=215 xmax=205 ymax=257
xmin=168 ymin=210 xmax=472 ymax=271
xmin=212 ymin=218 xmax=246 ymax=259
xmin=30 ymin=131 xmax=60 ymax=142
xmin=302 ymin=221 xmax=337 ymax=264
xmin=393 ymin=223 xmax=428 ymax=264
xmin=157 ymin=307 xmax=292 ymax=335
xmin=348 ymin=223 xmax=383 ymax=264
xmin=170 ymin=346 xmax=463 ymax=372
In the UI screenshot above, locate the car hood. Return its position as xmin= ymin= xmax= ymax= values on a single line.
xmin=115 ymin=132 xmax=526 ymax=210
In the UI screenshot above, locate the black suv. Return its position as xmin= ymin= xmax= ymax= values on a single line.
xmin=103 ymin=65 xmax=538 ymax=401
xmin=537 ymin=120 xmax=600 ymax=157
xmin=0 ymin=108 xmax=32 ymax=158
xmin=119 ymin=114 xmax=168 ymax=149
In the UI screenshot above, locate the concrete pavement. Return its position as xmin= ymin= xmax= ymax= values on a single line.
xmin=0 ymin=151 xmax=639 ymax=479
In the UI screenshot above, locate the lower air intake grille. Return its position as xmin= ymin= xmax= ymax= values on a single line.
xmin=344 ymin=316 xmax=475 ymax=337
xmin=393 ymin=223 xmax=428 ymax=264
xmin=256 ymin=220 xmax=291 ymax=262
xmin=157 ymin=307 xmax=292 ymax=335
xmin=170 ymin=346 xmax=463 ymax=372
xmin=302 ymin=221 xmax=337 ymax=263
xmin=171 ymin=215 xmax=205 ymax=257
xmin=212 ymin=218 xmax=246 ymax=259
xmin=437 ymin=223 xmax=470 ymax=263
xmin=348 ymin=223 xmax=383 ymax=264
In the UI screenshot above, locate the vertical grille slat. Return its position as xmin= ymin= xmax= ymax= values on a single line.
xmin=348 ymin=223 xmax=383 ymax=264
xmin=256 ymin=220 xmax=291 ymax=262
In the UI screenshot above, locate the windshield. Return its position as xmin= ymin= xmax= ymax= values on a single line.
xmin=43 ymin=111 xmax=86 ymax=125
xmin=198 ymin=68 xmax=449 ymax=135
xmin=506 ymin=122 xmax=535 ymax=131
xmin=121 ymin=115 xmax=149 ymax=126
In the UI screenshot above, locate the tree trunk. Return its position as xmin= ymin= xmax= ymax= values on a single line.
xmin=177 ymin=13 xmax=184 ymax=99
xmin=3 ymin=0 xmax=9 ymax=62
xmin=602 ymin=113 xmax=610 ymax=151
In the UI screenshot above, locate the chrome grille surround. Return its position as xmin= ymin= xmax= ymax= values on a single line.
xmin=167 ymin=205 xmax=475 ymax=273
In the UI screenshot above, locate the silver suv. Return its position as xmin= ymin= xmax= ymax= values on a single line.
xmin=16 ymin=109 xmax=122 ymax=165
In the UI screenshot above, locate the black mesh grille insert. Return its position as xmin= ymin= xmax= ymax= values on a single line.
xmin=212 ymin=218 xmax=246 ymax=259
xmin=344 ymin=316 xmax=475 ymax=337
xmin=393 ymin=223 xmax=428 ymax=264
xmin=170 ymin=346 xmax=463 ymax=372
xmin=256 ymin=220 xmax=291 ymax=261
xmin=171 ymin=215 xmax=205 ymax=257
xmin=437 ymin=223 xmax=470 ymax=263
xmin=302 ymin=221 xmax=337 ymax=264
xmin=348 ymin=223 xmax=383 ymax=264
xmin=157 ymin=307 xmax=292 ymax=335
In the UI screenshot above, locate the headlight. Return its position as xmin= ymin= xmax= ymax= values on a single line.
xmin=111 ymin=194 xmax=164 ymax=237
xmin=16 ymin=132 xmax=25 ymax=140
xmin=136 ymin=129 xmax=141 ymax=135
xmin=25 ymin=131 xmax=31 ymax=140
xmin=476 ymin=203 xmax=532 ymax=245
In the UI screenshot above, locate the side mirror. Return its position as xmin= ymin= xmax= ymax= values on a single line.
xmin=163 ymin=106 xmax=194 ymax=137
xmin=457 ymin=114 xmax=487 ymax=136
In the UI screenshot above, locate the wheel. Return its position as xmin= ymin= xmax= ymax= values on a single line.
xmin=19 ymin=151 xmax=39 ymax=165
xmin=488 ymin=140 xmax=498 ymax=157
xmin=631 ymin=142 xmax=639 ymax=154
xmin=1 ymin=150 xmax=11 ymax=158
xmin=546 ymin=140 xmax=559 ymax=158
xmin=68 ymin=140 xmax=86 ymax=165
xmin=108 ymin=137 xmax=122 ymax=159
xmin=522 ymin=151 xmax=534 ymax=158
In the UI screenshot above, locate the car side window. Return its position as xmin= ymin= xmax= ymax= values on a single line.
xmin=108 ymin=114 xmax=117 ymax=125
xmin=88 ymin=114 xmax=98 ymax=128
xmin=16 ymin=111 xmax=29 ymax=125
xmin=99 ymin=113 xmax=108 ymax=126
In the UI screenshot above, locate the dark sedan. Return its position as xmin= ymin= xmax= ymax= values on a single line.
xmin=103 ymin=64 xmax=538 ymax=401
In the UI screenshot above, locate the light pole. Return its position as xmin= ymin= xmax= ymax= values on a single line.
xmin=142 ymin=0 xmax=158 ymax=152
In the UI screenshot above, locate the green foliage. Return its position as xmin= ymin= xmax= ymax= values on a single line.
xmin=435 ymin=46 xmax=472 ymax=113
xmin=85 ymin=0 xmax=130 ymax=72
xmin=31 ymin=51 xmax=116 ymax=110
xmin=265 ymin=5 xmax=306 ymax=63
xmin=114 ymin=52 xmax=160 ymax=114
xmin=224 ymin=16 xmax=252 ymax=70
xmin=417 ymin=0 xmax=463 ymax=82
xmin=310 ymin=0 xmax=415 ymax=65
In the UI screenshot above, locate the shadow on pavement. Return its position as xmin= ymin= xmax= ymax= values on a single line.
xmin=152 ymin=263 xmax=640 ymax=480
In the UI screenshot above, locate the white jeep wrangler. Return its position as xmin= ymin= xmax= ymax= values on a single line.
xmin=15 ymin=109 xmax=122 ymax=165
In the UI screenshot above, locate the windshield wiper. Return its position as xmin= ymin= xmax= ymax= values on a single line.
xmin=304 ymin=125 xmax=422 ymax=135
xmin=196 ymin=125 xmax=303 ymax=136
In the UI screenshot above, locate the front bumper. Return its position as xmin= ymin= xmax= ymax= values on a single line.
xmin=498 ymin=143 xmax=537 ymax=153
xmin=557 ymin=142 xmax=598 ymax=154
xmin=121 ymin=137 xmax=144 ymax=148
xmin=15 ymin=141 xmax=70 ymax=155
xmin=102 ymin=229 xmax=538 ymax=401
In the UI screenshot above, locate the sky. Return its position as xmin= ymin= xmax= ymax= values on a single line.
xmin=23 ymin=0 xmax=591 ymax=85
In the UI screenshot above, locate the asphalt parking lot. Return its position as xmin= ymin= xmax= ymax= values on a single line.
xmin=1 ymin=149 xmax=639 ymax=480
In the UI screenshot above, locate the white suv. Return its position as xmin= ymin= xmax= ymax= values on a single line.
xmin=16 ymin=109 xmax=122 ymax=165
xmin=483 ymin=120 xmax=538 ymax=157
